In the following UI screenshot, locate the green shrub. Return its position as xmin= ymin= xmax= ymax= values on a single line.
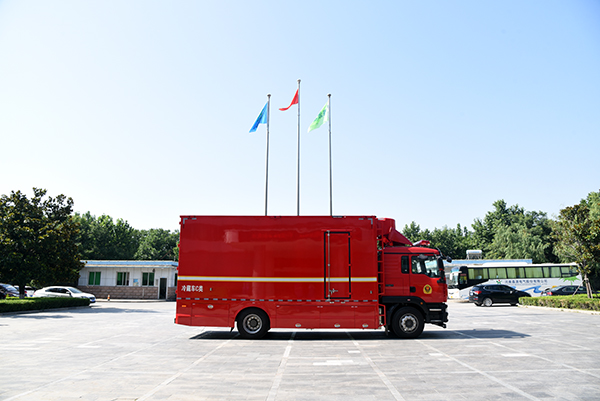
xmin=520 ymin=294 xmax=600 ymax=311
xmin=0 ymin=297 xmax=90 ymax=313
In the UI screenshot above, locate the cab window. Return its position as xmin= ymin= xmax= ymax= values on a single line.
xmin=411 ymin=255 xmax=442 ymax=277
xmin=401 ymin=256 xmax=409 ymax=274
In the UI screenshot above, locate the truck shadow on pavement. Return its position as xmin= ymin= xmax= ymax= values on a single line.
xmin=191 ymin=328 xmax=529 ymax=341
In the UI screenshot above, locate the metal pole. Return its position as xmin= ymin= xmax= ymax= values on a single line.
xmin=265 ymin=94 xmax=271 ymax=216
xmin=296 ymin=79 xmax=301 ymax=216
xmin=328 ymin=94 xmax=332 ymax=216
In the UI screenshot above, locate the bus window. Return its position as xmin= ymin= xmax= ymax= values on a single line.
xmin=469 ymin=268 xmax=487 ymax=280
xmin=525 ymin=267 xmax=544 ymax=278
xmin=488 ymin=268 xmax=507 ymax=279
xmin=543 ymin=266 xmax=560 ymax=278
xmin=506 ymin=268 xmax=525 ymax=278
xmin=561 ymin=266 xmax=578 ymax=277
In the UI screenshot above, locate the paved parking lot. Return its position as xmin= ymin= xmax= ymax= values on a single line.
xmin=1 ymin=301 xmax=600 ymax=401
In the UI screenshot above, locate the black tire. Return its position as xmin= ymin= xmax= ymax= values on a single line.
xmin=482 ymin=297 xmax=493 ymax=307
xmin=236 ymin=308 xmax=270 ymax=339
xmin=391 ymin=307 xmax=424 ymax=339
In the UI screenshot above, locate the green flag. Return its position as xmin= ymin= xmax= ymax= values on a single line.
xmin=308 ymin=102 xmax=329 ymax=132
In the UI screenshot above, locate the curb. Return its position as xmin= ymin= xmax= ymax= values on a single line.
xmin=0 ymin=305 xmax=92 ymax=316
xmin=519 ymin=304 xmax=600 ymax=315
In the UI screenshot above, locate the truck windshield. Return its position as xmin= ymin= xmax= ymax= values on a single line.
xmin=412 ymin=255 xmax=443 ymax=278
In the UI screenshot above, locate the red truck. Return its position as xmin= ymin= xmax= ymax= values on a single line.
xmin=175 ymin=216 xmax=449 ymax=339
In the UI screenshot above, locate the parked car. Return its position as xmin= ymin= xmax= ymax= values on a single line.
xmin=541 ymin=285 xmax=588 ymax=296
xmin=12 ymin=285 xmax=36 ymax=297
xmin=469 ymin=284 xmax=531 ymax=307
xmin=33 ymin=286 xmax=96 ymax=303
xmin=0 ymin=283 xmax=20 ymax=299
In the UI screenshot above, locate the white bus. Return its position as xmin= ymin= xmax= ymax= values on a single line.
xmin=447 ymin=262 xmax=581 ymax=300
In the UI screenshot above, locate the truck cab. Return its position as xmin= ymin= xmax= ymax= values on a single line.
xmin=379 ymin=245 xmax=449 ymax=337
xmin=375 ymin=219 xmax=449 ymax=337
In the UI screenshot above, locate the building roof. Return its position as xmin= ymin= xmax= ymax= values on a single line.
xmin=83 ymin=260 xmax=178 ymax=269
xmin=444 ymin=259 xmax=532 ymax=269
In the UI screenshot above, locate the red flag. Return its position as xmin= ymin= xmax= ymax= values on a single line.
xmin=279 ymin=89 xmax=299 ymax=111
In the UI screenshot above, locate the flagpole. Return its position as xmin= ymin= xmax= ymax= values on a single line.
xmin=296 ymin=79 xmax=301 ymax=216
xmin=328 ymin=94 xmax=332 ymax=216
xmin=265 ymin=94 xmax=271 ymax=216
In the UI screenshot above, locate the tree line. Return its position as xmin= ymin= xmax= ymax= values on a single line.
xmin=401 ymin=191 xmax=600 ymax=296
xmin=0 ymin=188 xmax=179 ymax=297
xmin=73 ymin=212 xmax=179 ymax=261
xmin=1 ymin=188 xmax=599 ymax=298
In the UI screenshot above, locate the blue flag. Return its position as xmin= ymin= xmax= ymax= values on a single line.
xmin=249 ymin=102 xmax=268 ymax=133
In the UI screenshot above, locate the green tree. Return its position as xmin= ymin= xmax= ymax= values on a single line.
xmin=488 ymin=223 xmax=547 ymax=263
xmin=472 ymin=200 xmax=556 ymax=262
xmin=0 ymin=188 xmax=83 ymax=297
xmin=553 ymin=190 xmax=600 ymax=298
xmin=401 ymin=222 xmax=473 ymax=259
xmin=402 ymin=222 xmax=425 ymax=244
xmin=73 ymin=212 xmax=140 ymax=260
xmin=135 ymin=229 xmax=179 ymax=260
xmin=429 ymin=224 xmax=474 ymax=260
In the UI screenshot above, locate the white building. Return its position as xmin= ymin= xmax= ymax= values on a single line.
xmin=78 ymin=260 xmax=178 ymax=300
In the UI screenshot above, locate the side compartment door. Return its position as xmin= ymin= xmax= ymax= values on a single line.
xmin=324 ymin=231 xmax=351 ymax=299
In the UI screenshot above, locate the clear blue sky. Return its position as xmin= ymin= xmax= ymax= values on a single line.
xmin=1 ymin=1 xmax=599 ymax=233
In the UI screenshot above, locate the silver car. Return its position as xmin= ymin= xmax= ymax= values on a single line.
xmin=33 ymin=286 xmax=96 ymax=303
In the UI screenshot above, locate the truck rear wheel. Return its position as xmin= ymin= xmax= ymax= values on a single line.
xmin=237 ymin=308 xmax=270 ymax=339
xmin=391 ymin=307 xmax=424 ymax=339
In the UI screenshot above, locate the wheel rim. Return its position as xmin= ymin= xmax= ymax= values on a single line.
xmin=400 ymin=314 xmax=418 ymax=333
xmin=483 ymin=298 xmax=492 ymax=307
xmin=242 ymin=314 xmax=263 ymax=334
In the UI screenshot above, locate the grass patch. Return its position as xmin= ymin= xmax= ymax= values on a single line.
xmin=520 ymin=294 xmax=600 ymax=311
xmin=0 ymin=297 xmax=90 ymax=313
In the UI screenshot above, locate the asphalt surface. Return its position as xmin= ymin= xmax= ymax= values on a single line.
xmin=1 ymin=300 xmax=599 ymax=401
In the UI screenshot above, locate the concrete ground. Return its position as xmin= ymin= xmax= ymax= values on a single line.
xmin=1 ymin=300 xmax=599 ymax=401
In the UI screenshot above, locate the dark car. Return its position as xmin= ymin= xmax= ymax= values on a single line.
xmin=0 ymin=283 xmax=20 ymax=299
xmin=542 ymin=285 xmax=588 ymax=296
xmin=469 ymin=284 xmax=531 ymax=307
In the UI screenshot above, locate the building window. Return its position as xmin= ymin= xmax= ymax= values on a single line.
xmin=88 ymin=272 xmax=101 ymax=286
xmin=142 ymin=272 xmax=155 ymax=286
xmin=117 ymin=272 xmax=130 ymax=286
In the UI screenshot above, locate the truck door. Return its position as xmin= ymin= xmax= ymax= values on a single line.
xmin=324 ymin=231 xmax=351 ymax=299
xmin=382 ymin=253 xmax=410 ymax=296
xmin=409 ymin=254 xmax=445 ymax=302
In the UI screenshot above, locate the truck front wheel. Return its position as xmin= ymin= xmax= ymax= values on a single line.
xmin=237 ymin=308 xmax=270 ymax=339
xmin=391 ymin=307 xmax=424 ymax=339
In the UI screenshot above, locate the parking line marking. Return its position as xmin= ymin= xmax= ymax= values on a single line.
xmin=4 ymin=334 xmax=178 ymax=401
xmin=417 ymin=340 xmax=541 ymax=401
xmin=266 ymin=332 xmax=296 ymax=401
xmin=137 ymin=335 xmax=237 ymax=401
xmin=347 ymin=332 xmax=406 ymax=401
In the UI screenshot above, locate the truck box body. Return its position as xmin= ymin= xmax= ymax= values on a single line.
xmin=176 ymin=215 xmax=448 ymax=338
